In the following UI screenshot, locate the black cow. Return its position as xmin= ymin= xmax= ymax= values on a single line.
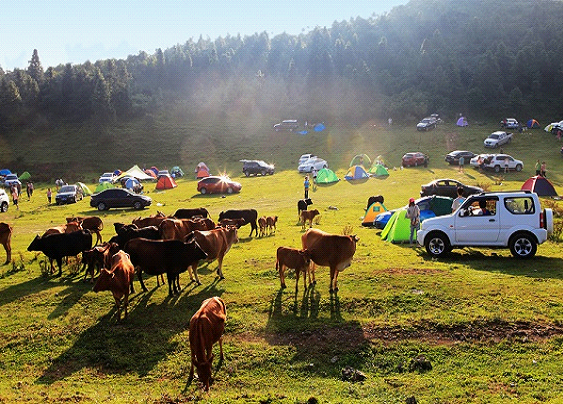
xmin=27 ymin=230 xmax=93 ymax=277
xmin=124 ymin=238 xmax=207 ymax=295
xmin=297 ymin=198 xmax=313 ymax=219
xmin=218 ymin=209 xmax=258 ymax=237
xmin=366 ymin=195 xmax=385 ymax=211
xmin=173 ymin=208 xmax=209 ymax=219
xmin=111 ymin=225 xmax=161 ymax=248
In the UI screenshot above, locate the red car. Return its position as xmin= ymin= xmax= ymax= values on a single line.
xmin=197 ymin=176 xmax=242 ymax=195
xmin=402 ymin=152 xmax=429 ymax=167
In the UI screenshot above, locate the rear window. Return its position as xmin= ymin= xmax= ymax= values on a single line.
xmin=504 ymin=197 xmax=535 ymax=214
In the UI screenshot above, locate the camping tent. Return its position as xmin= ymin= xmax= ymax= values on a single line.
xmin=456 ymin=117 xmax=468 ymax=127
xmin=171 ymin=166 xmax=184 ymax=177
xmin=115 ymin=165 xmax=155 ymax=181
xmin=18 ymin=171 xmax=31 ymax=181
xmin=349 ymin=154 xmax=371 ymax=168
xmin=527 ymin=119 xmax=540 ymax=129
xmin=195 ymin=162 xmax=210 ymax=178
xmin=315 ymin=168 xmax=339 ymax=184
xmin=144 ymin=169 xmax=157 ymax=179
xmin=77 ymin=182 xmax=92 ymax=196
xmin=369 ymin=164 xmax=389 ymax=178
xmin=314 ymin=123 xmax=326 ymax=131
xmin=362 ymin=201 xmax=388 ymax=227
xmin=521 ymin=176 xmax=557 ymax=196
xmin=380 ymin=209 xmax=414 ymax=243
xmin=0 ymin=169 xmax=11 ymax=176
xmin=94 ymin=181 xmax=114 ymax=193
xmin=344 ymin=165 xmax=370 ymax=181
xmin=156 ymin=174 xmax=177 ymax=190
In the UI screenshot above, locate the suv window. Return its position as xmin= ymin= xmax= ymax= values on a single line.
xmin=505 ymin=197 xmax=535 ymax=214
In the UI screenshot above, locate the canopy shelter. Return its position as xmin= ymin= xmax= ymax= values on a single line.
xmin=115 ymin=165 xmax=155 ymax=181
xmin=521 ymin=175 xmax=557 ymax=196
xmin=315 ymin=168 xmax=339 ymax=184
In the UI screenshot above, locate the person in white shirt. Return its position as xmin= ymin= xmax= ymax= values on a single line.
xmin=405 ymin=197 xmax=420 ymax=245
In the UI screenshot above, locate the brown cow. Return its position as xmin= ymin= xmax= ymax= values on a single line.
xmin=43 ymin=221 xmax=82 ymax=237
xmin=218 ymin=218 xmax=246 ymax=228
xmin=132 ymin=211 xmax=168 ymax=228
xmin=188 ymin=226 xmax=238 ymax=282
xmin=0 ymin=222 xmax=12 ymax=264
xmin=300 ymin=209 xmax=320 ymax=229
xmin=160 ymin=218 xmax=215 ymax=240
xmin=276 ymin=247 xmax=311 ymax=292
xmin=93 ymin=250 xmax=136 ymax=321
xmin=67 ymin=216 xmax=104 ymax=245
xmin=258 ymin=216 xmax=267 ymax=237
xmin=189 ymin=296 xmax=226 ymax=391
xmin=81 ymin=242 xmax=120 ymax=283
xmin=266 ymin=216 xmax=278 ymax=234
xmin=301 ymin=228 xmax=359 ymax=293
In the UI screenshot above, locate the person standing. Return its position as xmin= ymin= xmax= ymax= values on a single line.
xmin=405 ymin=197 xmax=420 ymax=245
xmin=303 ymin=176 xmax=310 ymax=199
xmin=452 ymin=187 xmax=465 ymax=212
xmin=11 ymin=186 xmax=19 ymax=210
xmin=535 ymin=160 xmax=541 ymax=176
xmin=541 ymin=161 xmax=547 ymax=177
xmin=458 ymin=156 xmax=465 ymax=172
xmin=47 ymin=188 xmax=52 ymax=204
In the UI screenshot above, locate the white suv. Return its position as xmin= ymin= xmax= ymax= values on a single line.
xmin=0 ymin=189 xmax=9 ymax=212
xmin=417 ymin=191 xmax=553 ymax=259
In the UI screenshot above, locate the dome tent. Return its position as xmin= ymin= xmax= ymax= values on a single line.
xmin=369 ymin=164 xmax=389 ymax=178
xmin=456 ymin=116 xmax=468 ymax=127
xmin=521 ymin=176 xmax=557 ymax=196
xmin=77 ymin=182 xmax=92 ymax=196
xmin=362 ymin=201 xmax=387 ymax=227
xmin=156 ymin=174 xmax=178 ymax=190
xmin=19 ymin=171 xmax=31 ymax=181
xmin=526 ymin=119 xmax=540 ymax=129
xmin=94 ymin=181 xmax=114 ymax=193
xmin=315 ymin=168 xmax=339 ymax=184
xmin=344 ymin=165 xmax=370 ymax=181
xmin=349 ymin=154 xmax=371 ymax=169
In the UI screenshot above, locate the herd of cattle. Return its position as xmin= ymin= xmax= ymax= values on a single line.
xmin=0 ymin=200 xmax=359 ymax=390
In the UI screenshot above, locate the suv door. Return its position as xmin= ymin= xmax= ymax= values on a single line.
xmin=454 ymin=197 xmax=500 ymax=243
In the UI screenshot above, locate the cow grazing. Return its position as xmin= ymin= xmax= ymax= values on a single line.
xmin=189 ymin=296 xmax=226 ymax=391
xmin=0 ymin=222 xmax=12 ymax=264
xmin=218 ymin=209 xmax=258 ymax=237
xmin=112 ymin=225 xmax=161 ymax=249
xmin=159 ymin=218 xmax=215 ymax=240
xmin=124 ymin=238 xmax=207 ymax=295
xmin=28 ymin=230 xmax=93 ymax=277
xmin=276 ymin=247 xmax=311 ymax=292
xmin=174 ymin=207 xmax=209 ymax=219
xmin=297 ymin=198 xmax=313 ymax=220
xmin=81 ymin=242 xmax=120 ymax=283
xmin=67 ymin=216 xmax=104 ymax=245
xmin=93 ymin=250 xmax=136 ymax=321
xmin=132 ymin=211 xmax=168 ymax=228
xmin=300 ymin=209 xmax=320 ymax=229
xmin=301 ymin=228 xmax=359 ymax=293
xmin=266 ymin=216 xmax=278 ymax=234
xmin=366 ymin=195 xmax=385 ymax=211
xmin=218 ymin=218 xmax=246 ymax=229
xmin=258 ymin=216 xmax=267 ymax=237
xmin=188 ymin=226 xmax=239 ymax=282
xmin=42 ymin=221 xmax=82 ymax=237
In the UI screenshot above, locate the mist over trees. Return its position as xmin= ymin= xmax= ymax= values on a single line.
xmin=1 ymin=0 xmax=563 ymax=132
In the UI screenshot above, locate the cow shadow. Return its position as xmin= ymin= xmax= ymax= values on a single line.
xmin=36 ymin=282 xmax=225 ymax=385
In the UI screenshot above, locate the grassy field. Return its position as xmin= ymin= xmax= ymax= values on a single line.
xmin=1 ymin=121 xmax=563 ymax=403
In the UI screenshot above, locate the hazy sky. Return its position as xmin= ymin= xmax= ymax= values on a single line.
xmin=1 ymin=0 xmax=407 ymax=71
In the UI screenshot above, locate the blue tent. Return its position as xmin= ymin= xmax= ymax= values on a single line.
xmin=314 ymin=123 xmax=326 ymax=131
xmin=526 ymin=119 xmax=540 ymax=129
xmin=0 ymin=169 xmax=12 ymax=176
xmin=125 ymin=177 xmax=141 ymax=190
xmin=345 ymin=165 xmax=370 ymax=181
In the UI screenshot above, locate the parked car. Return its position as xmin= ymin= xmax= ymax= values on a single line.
xmin=3 ymin=174 xmax=21 ymax=189
xmin=90 ymin=188 xmax=152 ymax=211
xmin=416 ymin=116 xmax=437 ymax=131
xmin=0 ymin=189 xmax=9 ymax=212
xmin=484 ymin=131 xmax=512 ymax=148
xmin=55 ymin=184 xmax=84 ymax=205
xmin=98 ymin=172 xmax=116 ymax=183
xmin=273 ymin=120 xmax=299 ymax=131
xmin=481 ymin=154 xmax=523 ymax=172
xmin=445 ymin=150 xmax=476 ymax=165
xmin=500 ymin=118 xmax=519 ymax=129
xmin=402 ymin=152 xmax=429 ymax=167
xmin=298 ymin=157 xmax=328 ymax=173
xmin=420 ymin=179 xmax=483 ymax=198
xmin=197 ymin=176 xmax=242 ymax=195
xmin=298 ymin=153 xmax=316 ymax=164
xmin=469 ymin=153 xmax=492 ymax=168
xmin=241 ymin=160 xmax=275 ymax=176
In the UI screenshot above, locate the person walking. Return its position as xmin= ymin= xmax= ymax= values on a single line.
xmin=11 ymin=186 xmax=19 ymax=210
xmin=541 ymin=161 xmax=547 ymax=177
xmin=405 ymin=197 xmax=420 ymax=245
xmin=303 ymin=176 xmax=310 ymax=199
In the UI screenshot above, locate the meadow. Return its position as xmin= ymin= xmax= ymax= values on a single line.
xmin=1 ymin=121 xmax=563 ymax=403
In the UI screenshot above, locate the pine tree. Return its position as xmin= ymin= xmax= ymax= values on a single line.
xmin=27 ymin=49 xmax=44 ymax=84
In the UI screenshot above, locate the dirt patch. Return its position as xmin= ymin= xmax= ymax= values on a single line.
xmin=383 ymin=267 xmax=445 ymax=276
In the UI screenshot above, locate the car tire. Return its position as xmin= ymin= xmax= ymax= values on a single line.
xmin=97 ymin=202 xmax=107 ymax=211
xmin=515 ymin=164 xmax=522 ymax=172
xmin=494 ymin=165 xmax=501 ymax=173
xmin=134 ymin=201 xmax=142 ymax=210
xmin=424 ymin=232 xmax=450 ymax=258
xmin=227 ymin=187 xmax=233 ymax=194
xmin=0 ymin=202 xmax=7 ymax=212
xmin=200 ymin=188 xmax=207 ymax=195
xmin=509 ymin=233 xmax=537 ymax=259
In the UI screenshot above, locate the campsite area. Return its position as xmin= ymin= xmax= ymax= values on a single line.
xmin=1 ymin=121 xmax=563 ymax=403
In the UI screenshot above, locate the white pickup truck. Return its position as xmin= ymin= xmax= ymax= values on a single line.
xmin=484 ymin=131 xmax=513 ymax=148
xmin=417 ymin=191 xmax=553 ymax=258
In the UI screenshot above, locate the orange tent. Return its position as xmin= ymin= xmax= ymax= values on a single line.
xmin=156 ymin=174 xmax=177 ymax=190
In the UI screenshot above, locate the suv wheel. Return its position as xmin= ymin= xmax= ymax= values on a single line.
xmin=200 ymin=187 xmax=207 ymax=195
xmin=425 ymin=232 xmax=450 ymax=258
xmin=0 ymin=202 xmax=7 ymax=212
xmin=515 ymin=164 xmax=522 ymax=172
xmin=509 ymin=233 xmax=537 ymax=258
xmin=134 ymin=201 xmax=142 ymax=210
xmin=97 ymin=202 xmax=107 ymax=211
xmin=261 ymin=170 xmax=266 ymax=176
xmin=494 ymin=165 xmax=501 ymax=173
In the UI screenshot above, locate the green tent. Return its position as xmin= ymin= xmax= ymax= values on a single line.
xmin=77 ymin=182 xmax=93 ymax=196
xmin=380 ymin=209 xmax=413 ymax=243
xmin=349 ymin=154 xmax=371 ymax=169
xmin=94 ymin=181 xmax=115 ymax=193
xmin=369 ymin=164 xmax=389 ymax=178
xmin=315 ymin=168 xmax=339 ymax=184
xmin=18 ymin=171 xmax=31 ymax=181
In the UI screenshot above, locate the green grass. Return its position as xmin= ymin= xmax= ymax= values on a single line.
xmin=1 ymin=121 xmax=563 ymax=402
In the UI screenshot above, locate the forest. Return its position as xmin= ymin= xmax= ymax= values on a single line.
xmin=1 ymin=0 xmax=563 ymax=171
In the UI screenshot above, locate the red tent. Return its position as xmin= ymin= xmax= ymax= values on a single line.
xmin=156 ymin=174 xmax=177 ymax=190
xmin=521 ymin=176 xmax=557 ymax=196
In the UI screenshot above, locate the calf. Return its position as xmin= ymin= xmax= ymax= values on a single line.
xmin=189 ymin=296 xmax=226 ymax=391
xmin=27 ymin=230 xmax=93 ymax=277
xmin=113 ymin=225 xmax=161 ymax=249
xmin=301 ymin=228 xmax=359 ymax=293
xmin=276 ymin=247 xmax=311 ymax=292
xmin=0 ymin=222 xmax=12 ymax=264
xmin=187 ymin=226 xmax=239 ymax=282
xmin=266 ymin=216 xmax=278 ymax=234
xmin=218 ymin=218 xmax=246 ymax=228
xmin=81 ymin=242 xmax=120 ymax=283
xmin=43 ymin=221 xmax=82 ymax=237
xmin=159 ymin=218 xmax=215 ymax=240
xmin=297 ymin=198 xmax=313 ymax=220
xmin=67 ymin=216 xmax=104 ymax=245
xmin=218 ymin=209 xmax=258 ymax=237
xmin=174 ymin=207 xmax=209 ymax=219
xmin=93 ymin=250 xmax=136 ymax=321
xmin=124 ymin=238 xmax=207 ymax=295
xmin=300 ymin=209 xmax=320 ymax=229
xmin=258 ymin=216 xmax=267 ymax=237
